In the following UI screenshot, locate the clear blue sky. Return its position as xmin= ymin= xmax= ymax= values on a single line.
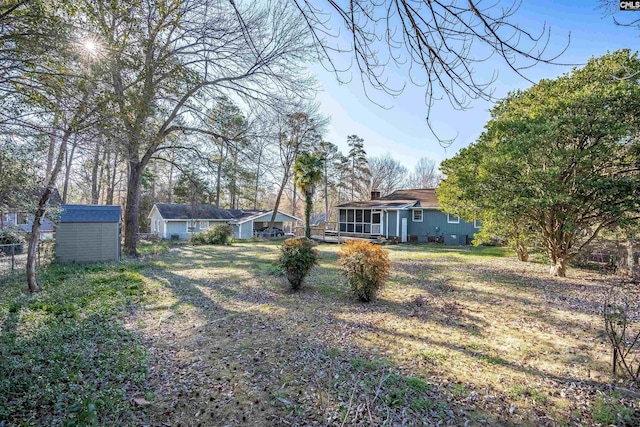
xmin=311 ymin=1 xmax=640 ymax=170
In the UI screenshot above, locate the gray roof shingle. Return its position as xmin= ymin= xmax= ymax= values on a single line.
xmin=154 ymin=204 xmax=263 ymax=220
xmin=59 ymin=205 xmax=122 ymax=223
xmin=337 ymin=188 xmax=440 ymax=208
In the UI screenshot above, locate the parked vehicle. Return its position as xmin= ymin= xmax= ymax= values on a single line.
xmin=256 ymin=227 xmax=284 ymax=237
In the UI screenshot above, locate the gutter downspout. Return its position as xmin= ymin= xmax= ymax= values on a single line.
xmin=396 ymin=210 xmax=400 ymax=238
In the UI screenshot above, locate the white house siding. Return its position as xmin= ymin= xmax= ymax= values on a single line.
xmin=239 ymin=221 xmax=254 ymax=239
xmin=166 ymin=221 xmax=190 ymax=239
xmin=150 ymin=208 xmax=165 ymax=237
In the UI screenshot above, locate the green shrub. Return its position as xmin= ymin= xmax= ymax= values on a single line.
xmin=338 ymin=240 xmax=391 ymax=302
xmin=278 ymin=237 xmax=319 ymax=291
xmin=591 ymin=391 xmax=636 ymax=425
xmin=190 ymin=224 xmax=233 ymax=245
xmin=0 ymin=226 xmax=26 ymax=254
xmin=0 ymin=226 xmax=26 ymax=245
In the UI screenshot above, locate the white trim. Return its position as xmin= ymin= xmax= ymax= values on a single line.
xmin=165 ymin=218 xmax=229 ymax=222
xmin=474 ymin=219 xmax=481 ymax=229
xmin=338 ymin=202 xmax=416 ymax=210
xmin=447 ymin=214 xmax=460 ymax=224
xmin=412 ymin=210 xmax=423 ymax=222
xmin=395 ymin=211 xmax=400 ymax=237
xmin=147 ymin=205 xmax=159 ymax=220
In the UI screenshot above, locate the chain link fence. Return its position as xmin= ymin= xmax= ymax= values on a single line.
xmin=0 ymin=240 xmax=55 ymax=281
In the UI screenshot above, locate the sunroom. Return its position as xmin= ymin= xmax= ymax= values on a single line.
xmin=337 ymin=208 xmax=383 ymax=235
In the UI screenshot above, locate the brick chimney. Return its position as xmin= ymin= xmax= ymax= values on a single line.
xmin=370 ymin=190 xmax=381 ymax=200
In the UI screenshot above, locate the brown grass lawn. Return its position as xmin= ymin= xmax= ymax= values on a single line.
xmin=133 ymin=242 xmax=638 ymax=426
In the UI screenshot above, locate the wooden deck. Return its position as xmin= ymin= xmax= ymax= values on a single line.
xmin=295 ymin=223 xmax=391 ymax=244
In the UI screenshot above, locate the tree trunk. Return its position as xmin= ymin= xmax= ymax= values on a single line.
xmin=215 ymin=142 xmax=225 ymax=207
xmin=167 ymin=157 xmax=174 ymax=204
xmin=324 ymin=167 xmax=329 ymax=221
xmin=90 ymin=144 xmax=101 ymax=204
xmin=123 ymin=162 xmax=143 ymax=256
xmin=305 ymin=191 xmax=312 ymax=238
xmin=269 ymin=172 xmax=289 ymax=237
xmin=549 ymin=256 xmax=568 ymax=277
xmin=27 ymin=128 xmax=72 ymax=292
xmin=97 ymin=148 xmax=108 ymax=203
xmin=231 ymin=144 xmax=238 ymax=209
xmin=106 ymin=151 xmax=118 ymax=205
xmin=253 ymin=154 xmax=261 ymax=210
xmin=62 ymin=140 xmax=77 ymax=204
xmin=45 ymin=134 xmax=56 ymax=181
xmin=292 ymin=181 xmax=297 ymax=216
xmin=515 ymin=240 xmax=529 ymax=262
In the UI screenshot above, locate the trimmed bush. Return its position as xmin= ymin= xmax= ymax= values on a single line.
xmin=278 ymin=237 xmax=319 ymax=291
xmin=338 ymin=240 xmax=392 ymax=302
xmin=190 ymin=224 xmax=233 ymax=245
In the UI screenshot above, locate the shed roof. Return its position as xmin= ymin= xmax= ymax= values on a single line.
xmin=337 ymin=188 xmax=439 ymax=209
xmin=59 ymin=205 xmax=122 ymax=223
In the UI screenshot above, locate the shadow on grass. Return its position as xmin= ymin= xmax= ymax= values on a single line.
xmin=0 ymin=263 xmax=150 ymax=426
xmin=138 ymin=251 xmax=507 ymax=426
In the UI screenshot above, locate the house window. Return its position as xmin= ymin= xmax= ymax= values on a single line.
xmin=17 ymin=212 xmax=29 ymax=224
xmin=412 ymin=210 xmax=423 ymax=222
xmin=200 ymin=221 xmax=210 ymax=230
xmin=447 ymin=214 xmax=460 ymax=224
xmin=187 ymin=220 xmax=196 ymax=232
xmin=474 ymin=219 xmax=481 ymax=229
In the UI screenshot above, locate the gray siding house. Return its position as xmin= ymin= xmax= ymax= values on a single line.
xmin=56 ymin=205 xmax=121 ymax=263
xmin=337 ymin=189 xmax=479 ymax=244
xmin=148 ymin=204 xmax=299 ymax=239
xmin=1 ymin=188 xmax=61 ymax=238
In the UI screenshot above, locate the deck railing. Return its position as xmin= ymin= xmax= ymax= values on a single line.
xmin=294 ymin=222 xmax=341 ymax=239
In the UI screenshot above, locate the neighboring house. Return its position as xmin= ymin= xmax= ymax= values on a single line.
xmin=148 ymin=204 xmax=300 ymax=240
xmin=0 ymin=188 xmax=62 ymax=238
xmin=336 ymin=189 xmax=480 ymax=244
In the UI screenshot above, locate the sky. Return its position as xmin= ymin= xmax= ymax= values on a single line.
xmin=310 ymin=0 xmax=640 ymax=171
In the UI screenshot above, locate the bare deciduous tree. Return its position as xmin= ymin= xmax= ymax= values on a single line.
xmin=289 ymin=0 xmax=568 ymax=142
xmin=81 ymin=0 xmax=317 ymax=254
xmin=406 ymin=157 xmax=441 ymax=189
xmin=368 ymin=154 xmax=407 ymax=196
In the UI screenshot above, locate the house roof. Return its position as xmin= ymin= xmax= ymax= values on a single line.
xmin=153 ymin=203 xmax=271 ymax=221
xmin=236 ymin=210 xmax=301 ymax=224
xmin=59 ymin=205 xmax=121 ymax=223
xmin=337 ymin=188 xmax=440 ymax=209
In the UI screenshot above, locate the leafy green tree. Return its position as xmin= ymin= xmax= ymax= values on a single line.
xmin=293 ymin=152 xmax=324 ymax=238
xmin=173 ymin=173 xmax=211 ymax=205
xmin=346 ymin=135 xmax=370 ymax=200
xmin=0 ymin=142 xmax=41 ymax=228
xmin=439 ymin=50 xmax=640 ymax=277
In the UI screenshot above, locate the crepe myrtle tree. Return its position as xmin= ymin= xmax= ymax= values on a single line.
xmin=439 ymin=50 xmax=640 ymax=277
